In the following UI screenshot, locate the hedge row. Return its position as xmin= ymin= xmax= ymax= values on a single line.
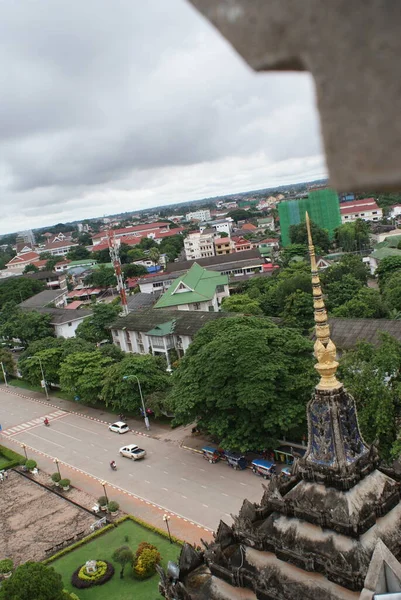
xmin=0 ymin=445 xmax=26 ymax=469
xmin=42 ymin=525 xmax=115 ymax=564
xmin=115 ymin=515 xmax=184 ymax=546
xmin=43 ymin=513 xmax=184 ymax=565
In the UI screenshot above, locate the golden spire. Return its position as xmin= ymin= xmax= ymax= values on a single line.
xmin=306 ymin=212 xmax=341 ymax=391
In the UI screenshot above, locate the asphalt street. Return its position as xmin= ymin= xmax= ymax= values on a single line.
xmin=0 ymin=389 xmax=266 ymax=530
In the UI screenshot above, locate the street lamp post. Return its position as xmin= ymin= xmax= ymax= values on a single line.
xmin=163 ymin=514 xmax=172 ymax=544
xmin=101 ymin=480 xmax=109 ymax=505
xmin=21 ymin=444 xmax=28 ymax=460
xmin=28 ymin=355 xmax=49 ymax=400
xmin=0 ymin=361 xmax=8 ymax=387
xmin=53 ymin=458 xmax=61 ymax=478
xmin=122 ymin=375 xmax=150 ymax=431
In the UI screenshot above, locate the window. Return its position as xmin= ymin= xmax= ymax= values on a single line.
xmin=193 ymin=302 xmax=201 ymax=310
xmin=373 ymin=211 xmax=378 ymax=214
xmin=68 ymin=322 xmax=72 ymax=327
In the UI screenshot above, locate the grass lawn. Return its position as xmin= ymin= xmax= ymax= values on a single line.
xmin=51 ymin=520 xmax=180 ymax=600
xmin=0 ymin=454 xmax=10 ymax=469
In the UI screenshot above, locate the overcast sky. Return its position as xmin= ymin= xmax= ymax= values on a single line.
xmin=0 ymin=0 xmax=325 ymax=235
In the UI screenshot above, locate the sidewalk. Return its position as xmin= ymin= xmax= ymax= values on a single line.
xmin=0 ymin=385 xmax=213 ymax=544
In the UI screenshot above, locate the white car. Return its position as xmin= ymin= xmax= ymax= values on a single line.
xmin=108 ymin=421 xmax=130 ymax=434
xmin=119 ymin=444 xmax=146 ymax=460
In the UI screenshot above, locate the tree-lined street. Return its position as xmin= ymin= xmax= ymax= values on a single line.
xmin=0 ymin=387 xmax=264 ymax=530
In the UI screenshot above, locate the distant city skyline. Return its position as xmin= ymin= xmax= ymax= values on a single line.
xmin=0 ymin=0 xmax=325 ymax=235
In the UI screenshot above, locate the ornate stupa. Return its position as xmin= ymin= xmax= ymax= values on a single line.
xmin=158 ymin=214 xmax=401 ymax=600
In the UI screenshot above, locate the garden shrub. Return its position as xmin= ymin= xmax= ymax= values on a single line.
xmin=59 ymin=478 xmax=70 ymax=488
xmin=107 ymin=500 xmax=119 ymax=512
xmin=133 ymin=543 xmax=161 ymax=580
xmin=51 ymin=472 xmax=61 ymax=483
xmin=97 ymin=496 xmax=107 ymax=506
xmin=71 ymin=560 xmax=114 ymax=589
xmin=0 ymin=558 xmax=13 ymax=573
xmin=25 ymin=459 xmax=37 ymax=470
xmin=0 ymin=445 xmax=26 ymax=469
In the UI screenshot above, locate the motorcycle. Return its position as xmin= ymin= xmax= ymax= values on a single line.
xmin=44 ymin=419 xmax=50 ymax=427
xmin=110 ymin=462 xmax=117 ymax=471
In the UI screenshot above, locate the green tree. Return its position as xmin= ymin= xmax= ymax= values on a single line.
xmin=122 ymin=263 xmax=147 ymax=278
xmin=127 ymin=248 xmax=146 ymax=261
xmin=76 ymin=303 xmax=120 ymax=343
xmin=66 ymin=246 xmax=90 ymax=260
xmin=84 ymin=265 xmax=116 ymax=288
xmin=321 ymin=254 xmax=368 ymax=286
xmin=168 ymin=317 xmax=317 ymax=451
xmin=227 ymin=209 xmax=254 ymax=223
xmin=23 ymin=263 xmax=39 ymax=274
xmin=0 ymin=246 xmax=16 ymax=270
xmin=289 ymin=220 xmax=331 ymax=253
xmin=60 ymin=351 xmax=114 ymax=403
xmin=1 ymin=310 xmax=54 ymax=346
xmin=280 ymin=244 xmax=308 ymax=267
xmin=159 ymin=234 xmax=184 ymax=261
xmin=339 ymin=334 xmax=401 ymax=458
xmin=138 ymin=237 xmax=157 ymax=251
xmin=0 ymin=561 xmax=65 ymax=600
xmin=334 ymin=219 xmax=370 ymax=252
xmin=148 ymin=247 xmax=160 ymax=266
xmin=221 ymin=294 xmax=263 ymax=315
xmin=0 ymin=277 xmax=44 ymax=309
xmin=281 ymin=290 xmax=315 ymax=332
xmin=45 ymin=257 xmax=60 ymax=271
xmin=102 ymin=354 xmax=171 ymax=412
xmin=376 ymin=256 xmax=401 ymax=289
xmin=382 ymin=271 xmax=401 ymax=312
xmin=332 ymin=288 xmax=389 ymax=318
xmin=19 ymin=348 xmax=64 ymax=386
xmin=325 ymin=274 xmax=363 ymax=310
xmin=0 ymin=348 xmax=15 ymax=381
xmin=112 ymin=546 xmax=134 ymax=579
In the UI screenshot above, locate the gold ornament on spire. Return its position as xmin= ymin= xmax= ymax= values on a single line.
xmin=305 ymin=212 xmax=342 ymax=391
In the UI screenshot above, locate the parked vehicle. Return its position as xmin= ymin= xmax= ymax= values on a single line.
xmin=119 ymin=444 xmax=146 ymax=460
xmin=202 ymin=446 xmax=221 ymax=464
xmin=251 ymin=459 xmax=276 ymax=479
xmin=224 ymin=450 xmax=247 ymax=471
xmin=281 ymin=466 xmax=292 ymax=478
xmin=108 ymin=421 xmax=130 ymax=434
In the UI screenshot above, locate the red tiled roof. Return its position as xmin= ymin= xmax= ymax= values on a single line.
xmin=90 ymin=235 xmax=146 ymax=252
xmin=43 ymin=240 xmax=78 ymax=250
xmin=92 ymin=222 xmax=170 ymax=240
xmin=6 ymin=251 xmax=41 ymax=265
xmin=241 ymin=223 xmax=257 ymax=230
xmin=154 ymin=228 xmax=184 ymax=239
xmin=259 ymin=238 xmax=278 ymax=244
xmin=66 ymin=300 xmax=84 ymax=309
xmin=67 ymin=288 xmax=102 ymax=298
xmin=214 ymin=237 xmax=231 ymax=245
xmin=340 ymin=200 xmax=379 ymax=216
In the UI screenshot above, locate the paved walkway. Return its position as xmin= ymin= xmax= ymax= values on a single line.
xmin=0 ymin=385 xmax=214 ymax=546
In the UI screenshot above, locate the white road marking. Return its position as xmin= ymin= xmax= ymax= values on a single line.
xmin=53 ymin=430 xmax=81 ymax=442
xmin=240 ymin=482 xmax=246 ymax=486
xmin=24 ymin=430 xmax=64 ymax=448
xmin=162 ymin=488 xmax=168 ymax=491
xmin=201 ymin=485 xmax=207 ymax=489
xmin=146 ymin=465 xmax=152 ymax=468
xmin=202 ymin=504 xmax=209 ymax=508
xmin=181 ymin=495 xmax=187 ymax=499
xmin=163 ymin=471 xmax=168 ymax=474
xmin=199 ymin=468 xmax=205 ymax=472
xmin=220 ymin=475 xmax=225 ymax=479
xmin=144 ymin=480 xmax=150 ymax=484
xmin=222 ymin=493 xmax=228 ymax=497
xmin=181 ymin=477 xmax=187 ymax=481
xmin=63 ymin=422 xmax=99 ymax=436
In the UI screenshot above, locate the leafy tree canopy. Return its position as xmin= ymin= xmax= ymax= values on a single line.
xmin=0 ymin=277 xmax=45 ymax=309
xmin=339 ymin=333 xmax=401 ymax=459
xmin=76 ymin=303 xmax=120 ymax=343
xmin=0 ymin=561 xmax=65 ymax=600
xmin=0 ymin=348 xmax=15 ymax=381
xmin=332 ymin=287 xmax=389 ymax=319
xmin=66 ymin=245 xmax=90 ymax=260
xmin=382 ymin=271 xmax=401 ymax=312
xmin=102 ymin=354 xmax=171 ymax=412
xmin=289 ymin=220 xmax=331 ymax=253
xmin=23 ymin=263 xmax=39 ymax=274
xmin=321 ymin=254 xmax=368 ymax=286
xmin=122 ymin=263 xmax=148 ymax=278
xmin=221 ymin=294 xmax=263 ymax=315
xmin=280 ymin=244 xmax=308 ymax=267
xmin=112 ymin=546 xmax=134 ymax=579
xmin=60 ymin=351 xmax=115 ymax=403
xmin=325 ymin=274 xmax=364 ymax=310
xmin=280 ymin=290 xmax=315 ymax=332
xmin=334 ymin=219 xmax=371 ymax=252
xmin=0 ymin=310 xmax=54 ymax=346
xmin=84 ymin=265 xmax=116 ymax=289
xmin=376 ymin=256 xmax=401 ymax=289
xmin=127 ymin=248 xmax=146 ymax=261
xmin=168 ymin=317 xmax=317 ymax=451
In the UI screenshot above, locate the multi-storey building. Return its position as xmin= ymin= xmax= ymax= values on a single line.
xmin=184 ymin=231 xmax=215 ymax=260
xmin=340 ymin=198 xmax=382 ymax=223
xmin=214 ymin=237 xmax=234 ymax=255
xmin=185 ymin=209 xmax=211 ymax=222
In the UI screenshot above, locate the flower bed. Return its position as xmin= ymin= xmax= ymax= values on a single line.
xmin=71 ymin=560 xmax=114 ymax=589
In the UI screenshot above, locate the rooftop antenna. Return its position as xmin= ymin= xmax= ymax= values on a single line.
xmin=107 ymin=229 xmax=129 ymax=316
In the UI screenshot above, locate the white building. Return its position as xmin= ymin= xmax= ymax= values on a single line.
xmin=185 ymin=209 xmax=211 ymax=222
xmin=184 ymin=231 xmax=215 ymax=261
xmin=340 ymin=198 xmax=382 ymax=223
xmin=199 ymin=218 xmax=233 ymax=236
xmin=110 ymin=309 xmax=237 ymax=365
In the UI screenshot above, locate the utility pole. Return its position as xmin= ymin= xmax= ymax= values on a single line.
xmin=107 ymin=230 xmax=129 ymax=316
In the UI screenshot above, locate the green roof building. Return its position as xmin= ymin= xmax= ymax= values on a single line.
xmin=278 ymin=188 xmax=341 ymax=246
xmin=154 ymin=262 xmax=229 ymax=312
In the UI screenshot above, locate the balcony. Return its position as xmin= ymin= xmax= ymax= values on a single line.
xmin=149 ymin=335 xmax=174 ymax=350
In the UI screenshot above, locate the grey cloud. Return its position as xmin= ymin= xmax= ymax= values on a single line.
xmin=0 ymin=0 xmax=323 ymax=234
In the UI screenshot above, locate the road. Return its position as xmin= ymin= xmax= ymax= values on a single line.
xmin=0 ymin=389 xmax=266 ymax=530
